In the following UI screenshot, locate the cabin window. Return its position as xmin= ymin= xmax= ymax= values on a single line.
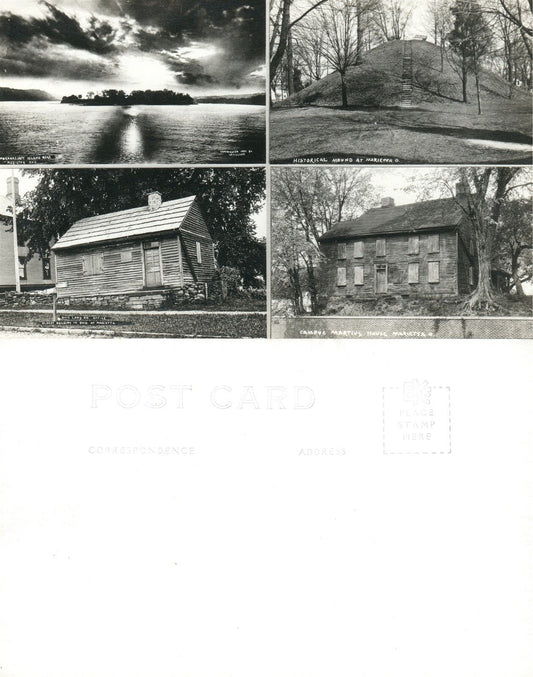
xmin=408 ymin=262 xmax=419 ymax=283
xmin=469 ymin=266 xmax=474 ymax=285
xmin=428 ymin=261 xmax=440 ymax=283
xmin=18 ymin=257 xmax=27 ymax=280
xmin=337 ymin=242 xmax=346 ymax=260
xmin=82 ymin=253 xmax=104 ymax=275
xmin=337 ymin=267 xmax=347 ymax=286
xmin=376 ymin=238 xmax=386 ymax=256
xmin=196 ymin=241 xmax=202 ymax=264
xmin=354 ymin=265 xmax=364 ymax=285
xmin=120 ymin=250 xmax=133 ymax=263
xmin=428 ymin=234 xmax=440 ymax=253
xmin=42 ymin=258 xmax=51 ymax=280
xmin=353 ymin=240 xmax=364 ymax=258
xmin=408 ymin=235 xmax=419 ymax=255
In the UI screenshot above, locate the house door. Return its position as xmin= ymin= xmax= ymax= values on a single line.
xmin=143 ymin=243 xmax=162 ymax=287
xmin=375 ymin=264 xmax=387 ymax=293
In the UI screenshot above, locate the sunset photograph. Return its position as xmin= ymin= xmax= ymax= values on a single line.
xmin=0 ymin=0 xmax=266 ymax=163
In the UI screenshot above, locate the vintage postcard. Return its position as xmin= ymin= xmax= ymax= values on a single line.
xmin=0 ymin=338 xmax=531 ymax=677
xmin=0 ymin=167 xmax=266 ymax=338
xmin=269 ymin=0 xmax=532 ymax=164
xmin=271 ymin=165 xmax=533 ymax=338
xmin=0 ymin=0 xmax=266 ymax=163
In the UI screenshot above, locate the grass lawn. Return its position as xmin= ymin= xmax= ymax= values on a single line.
xmin=0 ymin=310 xmax=267 ymax=338
xmin=271 ymin=39 xmax=532 ymax=164
xmin=322 ymin=293 xmax=533 ymax=317
xmin=270 ymin=104 xmax=532 ymax=164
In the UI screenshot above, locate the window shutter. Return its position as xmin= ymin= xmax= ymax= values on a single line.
xmin=353 ymin=241 xmax=363 ymax=258
xmin=354 ymin=265 xmax=364 ymax=285
xmin=337 ymin=267 xmax=346 ymax=286
xmin=428 ymin=234 xmax=440 ymax=253
xmin=82 ymin=256 xmax=87 ymax=275
xmin=408 ymin=262 xmax=419 ymax=283
xmin=408 ymin=235 xmax=419 ymax=255
xmin=338 ymin=242 xmax=346 ymax=260
xmin=196 ymin=241 xmax=202 ymax=264
xmin=428 ymin=261 xmax=440 ymax=283
xmin=97 ymin=252 xmax=104 ymax=273
xmin=376 ymin=239 xmax=386 ymax=256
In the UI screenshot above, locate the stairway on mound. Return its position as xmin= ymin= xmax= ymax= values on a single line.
xmin=400 ymin=41 xmax=414 ymax=108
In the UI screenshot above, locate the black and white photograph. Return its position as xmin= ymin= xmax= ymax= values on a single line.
xmin=271 ymin=165 xmax=533 ymax=338
xmin=270 ymin=0 xmax=532 ymax=164
xmin=0 ymin=167 xmax=266 ymax=337
xmin=0 ymin=0 xmax=266 ymax=164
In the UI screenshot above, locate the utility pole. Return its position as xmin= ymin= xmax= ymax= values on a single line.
xmin=11 ymin=168 xmax=21 ymax=293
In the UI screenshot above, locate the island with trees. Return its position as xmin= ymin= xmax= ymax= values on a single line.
xmin=61 ymin=89 xmax=196 ymax=106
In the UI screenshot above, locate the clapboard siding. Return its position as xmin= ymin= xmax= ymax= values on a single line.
xmin=321 ymin=230 xmax=459 ymax=298
xmin=181 ymin=202 xmax=213 ymax=240
xmin=180 ymin=231 xmax=214 ymax=282
xmin=55 ymin=240 xmax=145 ymax=297
xmin=161 ymin=236 xmax=193 ymax=286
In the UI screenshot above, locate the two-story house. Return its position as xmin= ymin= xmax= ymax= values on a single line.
xmin=319 ymin=182 xmax=510 ymax=302
xmin=0 ymin=176 xmax=55 ymax=290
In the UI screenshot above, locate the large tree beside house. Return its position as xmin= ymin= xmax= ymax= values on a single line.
xmin=20 ymin=168 xmax=265 ymax=286
xmin=434 ymin=167 xmax=531 ymax=309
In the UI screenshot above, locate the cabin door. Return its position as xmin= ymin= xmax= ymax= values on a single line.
xmin=375 ymin=264 xmax=387 ymax=294
xmin=143 ymin=243 xmax=162 ymax=287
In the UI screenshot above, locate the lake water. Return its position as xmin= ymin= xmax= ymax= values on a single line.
xmin=0 ymin=102 xmax=265 ymax=164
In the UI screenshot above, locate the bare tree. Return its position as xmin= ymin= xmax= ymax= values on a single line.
xmin=373 ymin=0 xmax=413 ymax=41
xmin=270 ymin=0 xmax=333 ymax=92
xmin=317 ymin=0 xmax=365 ymax=106
xmin=425 ymin=0 xmax=454 ymax=69
xmin=272 ymin=168 xmax=375 ymax=313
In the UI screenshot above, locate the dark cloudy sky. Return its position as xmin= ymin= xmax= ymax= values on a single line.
xmin=0 ymin=0 xmax=265 ymax=97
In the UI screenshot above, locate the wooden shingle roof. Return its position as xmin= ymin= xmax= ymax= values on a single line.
xmin=53 ymin=195 xmax=196 ymax=250
xmin=319 ymin=198 xmax=464 ymax=241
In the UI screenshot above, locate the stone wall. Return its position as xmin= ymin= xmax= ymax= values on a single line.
xmin=0 ymin=291 xmax=54 ymax=308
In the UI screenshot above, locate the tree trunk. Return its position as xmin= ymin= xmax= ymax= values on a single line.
xmin=474 ymin=65 xmax=481 ymax=114
xmin=306 ymin=257 xmax=319 ymax=314
xmin=462 ymin=59 xmax=468 ymax=103
xmin=289 ymin=267 xmax=304 ymax=314
xmin=287 ymin=28 xmax=294 ymax=97
xmin=511 ymin=253 xmax=525 ymax=297
xmin=463 ymin=240 xmax=500 ymax=311
xmin=340 ymin=72 xmax=348 ymax=107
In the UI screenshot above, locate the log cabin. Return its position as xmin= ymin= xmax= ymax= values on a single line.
xmin=52 ymin=192 xmax=216 ymax=305
xmin=0 ymin=176 xmax=55 ymax=290
xmin=319 ymin=182 xmax=510 ymax=302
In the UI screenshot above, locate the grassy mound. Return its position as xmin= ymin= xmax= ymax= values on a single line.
xmin=280 ymin=39 xmax=531 ymax=111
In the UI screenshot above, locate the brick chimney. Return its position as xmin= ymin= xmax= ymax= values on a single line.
xmin=381 ymin=197 xmax=395 ymax=208
xmin=147 ymin=191 xmax=162 ymax=212
xmin=6 ymin=176 xmax=19 ymax=201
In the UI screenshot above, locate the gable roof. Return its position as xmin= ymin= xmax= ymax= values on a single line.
xmin=319 ymin=198 xmax=464 ymax=241
xmin=53 ymin=195 xmax=196 ymax=251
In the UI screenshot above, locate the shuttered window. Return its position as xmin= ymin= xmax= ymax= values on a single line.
xmin=120 ymin=250 xmax=133 ymax=263
xmin=353 ymin=240 xmax=364 ymax=258
xmin=469 ymin=266 xmax=474 ymax=285
xmin=428 ymin=234 xmax=440 ymax=253
xmin=338 ymin=242 xmax=346 ymax=260
xmin=428 ymin=261 xmax=440 ymax=283
xmin=196 ymin=241 xmax=202 ymax=264
xmin=82 ymin=253 xmax=104 ymax=275
xmin=376 ymin=238 xmax=386 ymax=256
xmin=354 ymin=265 xmax=364 ymax=285
xmin=337 ymin=267 xmax=347 ymax=286
xmin=408 ymin=262 xmax=419 ymax=283
xmin=408 ymin=235 xmax=419 ymax=255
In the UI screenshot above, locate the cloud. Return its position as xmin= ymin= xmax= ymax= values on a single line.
xmin=0 ymin=44 xmax=118 ymax=80
xmin=0 ymin=1 xmax=117 ymax=55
